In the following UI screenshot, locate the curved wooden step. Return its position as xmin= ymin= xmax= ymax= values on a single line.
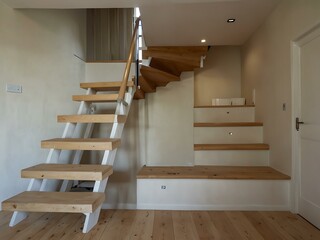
xmin=137 ymin=166 xmax=290 ymax=180
xmin=2 ymin=191 xmax=105 ymax=213
xmin=134 ymin=88 xmax=145 ymax=99
xmin=80 ymin=81 xmax=134 ymax=91
xmin=22 ymin=164 xmax=113 ymax=181
xmin=140 ymin=65 xmax=180 ymax=87
xmin=194 ymin=144 xmax=270 ymax=151
xmin=139 ymin=76 xmax=156 ymax=93
xmin=41 ymin=138 xmax=121 ymax=150
xmin=57 ymin=114 xmax=126 ymax=123
xmin=194 ymin=122 xmax=263 ymax=127
xmin=72 ymin=94 xmax=118 ymax=103
xmin=149 ymin=57 xmax=196 ymax=76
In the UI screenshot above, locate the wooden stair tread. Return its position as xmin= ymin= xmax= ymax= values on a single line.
xmin=194 ymin=144 xmax=270 ymax=151
xmin=41 ymin=138 xmax=121 ymax=150
xmin=142 ymin=46 xmax=208 ymax=67
xmin=137 ymin=166 xmax=290 ymax=180
xmin=22 ymin=164 xmax=113 ymax=181
xmin=138 ymin=76 xmax=156 ymax=93
xmin=1 ymin=191 xmax=105 ymax=213
xmin=194 ymin=105 xmax=255 ymax=108
xmin=72 ymin=94 xmax=118 ymax=102
xmin=80 ymin=81 xmax=134 ymax=91
xmin=57 ymin=114 xmax=126 ymax=123
xmin=149 ymin=57 xmax=198 ymax=76
xmin=194 ymin=122 xmax=263 ymax=127
xmin=140 ymin=65 xmax=180 ymax=87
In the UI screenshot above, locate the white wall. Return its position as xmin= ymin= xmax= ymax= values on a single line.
xmin=144 ymin=72 xmax=195 ymax=166
xmin=241 ymin=0 xmax=320 ymax=175
xmin=194 ymin=46 xmax=241 ymax=106
xmin=0 ymin=3 xmax=86 ymax=208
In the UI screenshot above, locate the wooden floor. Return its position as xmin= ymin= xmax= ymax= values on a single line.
xmin=137 ymin=166 xmax=290 ymax=180
xmin=0 ymin=210 xmax=319 ymax=239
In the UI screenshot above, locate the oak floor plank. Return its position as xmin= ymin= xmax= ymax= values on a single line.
xmin=226 ymin=211 xmax=265 ymax=240
xmin=127 ymin=210 xmax=154 ymax=240
xmin=152 ymin=210 xmax=175 ymax=240
xmin=262 ymin=211 xmax=320 ymax=240
xmin=5 ymin=213 xmax=58 ymax=240
xmin=172 ymin=211 xmax=199 ymax=240
xmin=82 ymin=210 xmax=115 ymax=240
xmin=99 ymin=210 xmax=136 ymax=239
xmin=192 ymin=211 xmax=221 ymax=239
xmin=0 ymin=212 xmax=45 ymax=240
xmin=209 ymin=211 xmax=242 ymax=240
xmin=38 ymin=213 xmax=82 ymax=240
xmin=243 ymin=211 xmax=285 ymax=240
xmin=0 ymin=210 xmax=319 ymax=239
xmin=60 ymin=214 xmax=85 ymax=240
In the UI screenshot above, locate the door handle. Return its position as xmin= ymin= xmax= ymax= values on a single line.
xmin=296 ymin=117 xmax=304 ymax=131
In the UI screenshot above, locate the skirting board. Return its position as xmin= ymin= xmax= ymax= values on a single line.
xmin=102 ymin=203 xmax=137 ymax=210
xmin=137 ymin=179 xmax=290 ymax=211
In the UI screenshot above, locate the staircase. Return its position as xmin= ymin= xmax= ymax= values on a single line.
xmin=134 ymin=46 xmax=208 ymax=99
xmin=137 ymin=104 xmax=291 ymax=210
xmin=1 ymin=80 xmax=136 ymax=233
xmin=1 ymin=16 xmax=209 ymax=233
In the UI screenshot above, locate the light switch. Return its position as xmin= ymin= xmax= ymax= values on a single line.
xmin=6 ymin=83 xmax=22 ymax=93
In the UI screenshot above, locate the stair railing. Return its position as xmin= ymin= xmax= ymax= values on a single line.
xmin=117 ymin=17 xmax=141 ymax=104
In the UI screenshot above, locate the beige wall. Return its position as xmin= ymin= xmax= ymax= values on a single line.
xmin=0 ymin=3 xmax=86 ymax=208
xmin=144 ymin=72 xmax=195 ymax=166
xmin=194 ymin=46 xmax=241 ymax=106
xmin=241 ymin=0 xmax=320 ymax=175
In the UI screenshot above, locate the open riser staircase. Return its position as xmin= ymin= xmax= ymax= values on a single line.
xmin=1 ymin=17 xmax=209 ymax=233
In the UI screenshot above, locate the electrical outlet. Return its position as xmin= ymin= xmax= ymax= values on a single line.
xmin=161 ymin=185 xmax=166 ymax=190
xmin=6 ymin=83 xmax=22 ymax=93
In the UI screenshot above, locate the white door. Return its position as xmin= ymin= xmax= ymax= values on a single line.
xmin=297 ymin=27 xmax=320 ymax=228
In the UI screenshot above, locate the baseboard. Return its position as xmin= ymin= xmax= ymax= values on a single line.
xmin=102 ymin=203 xmax=137 ymax=210
xmin=137 ymin=203 xmax=290 ymax=211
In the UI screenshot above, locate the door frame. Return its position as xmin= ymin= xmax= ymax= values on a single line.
xmin=291 ymin=22 xmax=320 ymax=213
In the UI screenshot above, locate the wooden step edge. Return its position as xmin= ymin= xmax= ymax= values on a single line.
xmin=194 ymin=122 xmax=263 ymax=127
xmin=140 ymin=65 xmax=180 ymax=81
xmin=194 ymin=105 xmax=255 ymax=108
xmin=72 ymin=94 xmax=119 ymax=102
xmin=21 ymin=164 xmax=113 ymax=181
xmin=41 ymin=138 xmax=121 ymax=151
xmin=194 ymin=144 xmax=270 ymax=151
xmin=80 ymin=81 xmax=134 ymax=90
xmin=1 ymin=191 xmax=105 ymax=213
xmin=137 ymin=166 xmax=291 ymax=180
xmin=134 ymin=89 xmax=145 ymax=99
xmin=57 ymin=114 xmax=126 ymax=123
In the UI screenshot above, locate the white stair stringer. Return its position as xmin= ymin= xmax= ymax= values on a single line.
xmin=10 ymin=88 xmax=97 ymax=228
xmin=9 ymin=86 xmax=136 ymax=234
xmin=83 ymin=86 xmax=135 ymax=233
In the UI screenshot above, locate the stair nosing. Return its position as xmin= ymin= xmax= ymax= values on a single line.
xmin=21 ymin=164 xmax=113 ymax=181
xmin=194 ymin=143 xmax=270 ymax=151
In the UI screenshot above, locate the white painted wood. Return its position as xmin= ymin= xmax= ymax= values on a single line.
xmin=292 ymin=23 xmax=320 ymax=228
xmin=9 ymin=212 xmax=28 ymax=227
xmin=194 ymin=150 xmax=269 ymax=166
xmin=194 ymin=126 xmax=263 ymax=144
xmin=83 ymin=206 xmax=101 ymax=233
xmin=194 ymin=107 xmax=255 ymax=122
xmin=137 ymin=179 xmax=290 ymax=210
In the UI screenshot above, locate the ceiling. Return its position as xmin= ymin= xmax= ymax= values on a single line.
xmin=1 ymin=0 xmax=281 ymax=46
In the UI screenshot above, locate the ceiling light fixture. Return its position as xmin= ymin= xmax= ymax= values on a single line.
xmin=201 ymin=39 xmax=206 ymax=43
xmin=227 ymin=18 xmax=236 ymax=23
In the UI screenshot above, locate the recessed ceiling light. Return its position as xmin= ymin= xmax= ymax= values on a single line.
xmin=227 ymin=18 xmax=236 ymax=23
xmin=201 ymin=39 xmax=206 ymax=43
